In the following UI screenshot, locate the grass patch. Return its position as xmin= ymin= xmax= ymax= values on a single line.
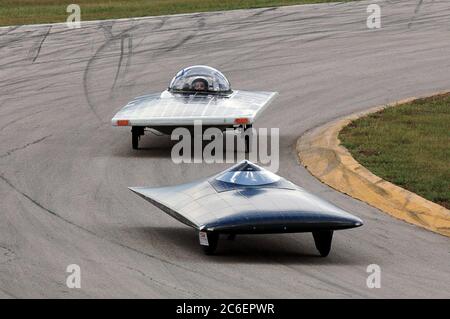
xmin=0 ymin=0 xmax=355 ymax=27
xmin=340 ymin=93 xmax=450 ymax=209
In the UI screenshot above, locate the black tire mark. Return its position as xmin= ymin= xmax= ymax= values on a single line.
xmin=408 ymin=0 xmax=425 ymax=28
xmin=28 ymin=26 xmax=52 ymax=63
xmin=0 ymin=25 xmax=21 ymax=37
xmin=151 ymin=16 xmax=206 ymax=58
xmin=161 ymin=34 xmax=196 ymax=53
xmin=111 ymin=35 xmax=133 ymax=91
xmin=98 ymin=21 xmax=114 ymax=39
xmin=0 ymin=174 xmax=226 ymax=285
xmin=0 ymin=286 xmax=17 ymax=298
xmin=0 ymin=108 xmax=48 ymax=132
xmin=0 ymin=245 xmax=16 ymax=265
xmin=197 ymin=16 xmax=206 ymax=29
xmin=0 ymin=27 xmax=72 ymax=51
xmin=0 ymin=26 xmax=24 ymax=50
xmin=251 ymin=7 xmax=278 ymax=17
xmin=110 ymin=18 xmax=169 ymax=98
xmin=83 ymin=23 xmax=140 ymax=122
xmin=124 ymin=265 xmax=200 ymax=298
xmin=0 ymin=135 xmax=51 ymax=159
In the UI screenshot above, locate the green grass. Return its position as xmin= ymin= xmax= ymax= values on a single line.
xmin=339 ymin=93 xmax=450 ymax=209
xmin=0 ymin=0 xmax=354 ymax=27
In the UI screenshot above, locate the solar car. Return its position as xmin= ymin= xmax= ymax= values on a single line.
xmin=130 ymin=160 xmax=363 ymax=256
xmin=112 ymin=65 xmax=278 ymax=150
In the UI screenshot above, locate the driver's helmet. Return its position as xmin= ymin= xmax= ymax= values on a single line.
xmin=168 ymin=65 xmax=231 ymax=94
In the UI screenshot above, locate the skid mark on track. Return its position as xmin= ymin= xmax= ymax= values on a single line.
xmin=0 ymin=174 xmax=223 ymax=286
xmin=152 ymin=16 xmax=206 ymax=57
xmin=0 ymin=26 xmax=27 ymax=50
xmin=0 ymin=25 xmax=21 ymax=37
xmin=99 ymin=21 xmax=114 ymax=39
xmin=408 ymin=0 xmax=424 ymax=28
xmin=124 ymin=265 xmax=201 ymax=298
xmin=155 ymin=16 xmax=168 ymax=31
xmin=113 ymin=19 xmax=168 ymax=92
xmin=0 ymin=27 xmax=72 ymax=52
xmin=111 ymin=35 xmax=133 ymax=91
xmin=0 ymin=109 xmax=48 ymax=132
xmin=251 ymin=7 xmax=279 ymax=17
xmin=0 ymin=245 xmax=16 ymax=265
xmin=197 ymin=16 xmax=206 ymax=29
xmin=84 ymin=18 xmax=185 ymax=120
xmin=83 ymin=23 xmax=139 ymax=122
xmin=28 ymin=26 xmax=52 ymax=63
xmin=162 ymin=34 xmax=196 ymax=53
xmin=0 ymin=135 xmax=51 ymax=159
xmin=0 ymin=286 xmax=17 ymax=298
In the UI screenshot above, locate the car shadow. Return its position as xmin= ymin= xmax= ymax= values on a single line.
xmin=126 ymin=225 xmax=366 ymax=265
xmin=112 ymin=137 xmax=249 ymax=159
xmin=111 ymin=134 xmax=175 ymax=158
xmin=110 ymin=130 xmax=285 ymax=160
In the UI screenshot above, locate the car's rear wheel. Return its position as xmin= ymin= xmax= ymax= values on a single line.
xmin=131 ymin=126 xmax=143 ymax=150
xmin=312 ymin=230 xmax=333 ymax=257
xmin=244 ymin=124 xmax=253 ymax=153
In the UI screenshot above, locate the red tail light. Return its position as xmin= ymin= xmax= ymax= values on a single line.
xmin=117 ymin=120 xmax=129 ymax=126
xmin=234 ymin=118 xmax=249 ymax=125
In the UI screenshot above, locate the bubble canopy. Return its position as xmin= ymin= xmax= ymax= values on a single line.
xmin=168 ymin=65 xmax=231 ymax=94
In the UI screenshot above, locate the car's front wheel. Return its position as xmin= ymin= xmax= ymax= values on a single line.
xmin=312 ymin=230 xmax=333 ymax=257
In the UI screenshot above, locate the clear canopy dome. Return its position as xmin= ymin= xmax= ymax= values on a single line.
xmin=168 ymin=65 xmax=231 ymax=94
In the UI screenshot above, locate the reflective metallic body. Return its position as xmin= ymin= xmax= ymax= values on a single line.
xmin=111 ymin=65 xmax=277 ymax=150
xmin=111 ymin=89 xmax=277 ymax=127
xmin=130 ymin=161 xmax=363 ymax=256
xmin=112 ymin=65 xmax=277 ymax=127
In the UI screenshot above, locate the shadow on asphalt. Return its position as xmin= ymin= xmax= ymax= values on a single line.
xmin=110 ymin=132 xmax=295 ymax=159
xmin=126 ymin=225 xmax=366 ymax=265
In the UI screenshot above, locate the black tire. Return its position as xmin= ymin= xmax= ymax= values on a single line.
xmin=201 ymin=232 xmax=219 ymax=255
xmin=132 ymin=131 xmax=139 ymax=149
xmin=131 ymin=126 xmax=142 ymax=150
xmin=312 ymin=230 xmax=333 ymax=257
xmin=244 ymin=124 xmax=253 ymax=153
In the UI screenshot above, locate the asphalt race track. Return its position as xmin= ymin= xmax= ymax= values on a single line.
xmin=0 ymin=0 xmax=449 ymax=298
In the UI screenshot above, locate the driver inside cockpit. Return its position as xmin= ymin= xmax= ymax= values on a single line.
xmin=191 ymin=78 xmax=208 ymax=92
